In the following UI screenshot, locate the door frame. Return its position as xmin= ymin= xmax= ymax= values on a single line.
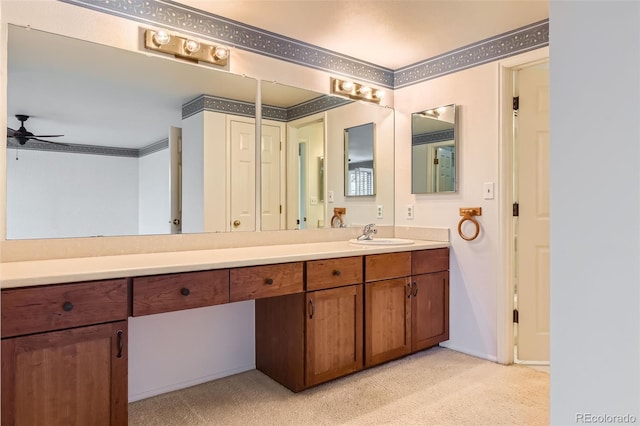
xmin=496 ymin=46 xmax=549 ymax=365
xmin=285 ymin=112 xmax=326 ymax=230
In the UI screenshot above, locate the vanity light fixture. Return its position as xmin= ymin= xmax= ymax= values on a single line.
xmin=144 ymin=29 xmax=229 ymax=67
xmin=331 ymin=77 xmax=383 ymax=104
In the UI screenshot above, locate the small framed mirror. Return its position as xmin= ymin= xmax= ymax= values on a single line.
xmin=411 ymin=104 xmax=457 ymax=193
xmin=344 ymin=122 xmax=375 ymax=197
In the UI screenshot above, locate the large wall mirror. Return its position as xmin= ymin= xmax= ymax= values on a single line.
xmin=6 ymin=24 xmax=257 ymax=239
xmin=411 ymin=104 xmax=457 ymax=193
xmin=5 ymin=24 xmax=396 ymax=239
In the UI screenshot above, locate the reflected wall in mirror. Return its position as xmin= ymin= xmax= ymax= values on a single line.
xmin=6 ymin=25 xmax=257 ymax=239
xmin=344 ymin=122 xmax=375 ymax=197
xmin=260 ymin=83 xmax=395 ymax=230
xmin=411 ymin=104 xmax=457 ymax=193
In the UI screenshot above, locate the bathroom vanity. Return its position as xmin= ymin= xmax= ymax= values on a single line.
xmin=0 ymin=240 xmax=448 ymax=425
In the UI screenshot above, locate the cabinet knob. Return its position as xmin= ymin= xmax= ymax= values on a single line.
xmin=62 ymin=301 xmax=74 ymax=312
xmin=180 ymin=288 xmax=190 ymax=296
xmin=265 ymin=278 xmax=274 ymax=285
xmin=233 ymin=220 xmax=241 ymax=228
xmin=332 ymin=270 xmax=341 ymax=276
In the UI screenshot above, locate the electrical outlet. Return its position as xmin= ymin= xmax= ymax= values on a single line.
xmin=407 ymin=204 xmax=414 ymax=220
xmin=376 ymin=205 xmax=383 ymax=219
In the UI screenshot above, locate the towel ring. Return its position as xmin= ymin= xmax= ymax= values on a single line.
xmin=458 ymin=207 xmax=482 ymax=241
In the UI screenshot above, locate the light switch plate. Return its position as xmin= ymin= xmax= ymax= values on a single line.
xmin=328 ymin=190 xmax=334 ymax=203
xmin=483 ymin=182 xmax=495 ymax=200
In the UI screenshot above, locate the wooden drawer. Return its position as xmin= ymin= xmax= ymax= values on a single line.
xmin=365 ymin=252 xmax=412 ymax=282
xmin=306 ymin=256 xmax=363 ymax=291
xmin=230 ymin=262 xmax=303 ymax=302
xmin=132 ymin=270 xmax=229 ymax=316
xmin=1 ymin=279 xmax=128 ymax=338
xmin=412 ymin=248 xmax=450 ymax=275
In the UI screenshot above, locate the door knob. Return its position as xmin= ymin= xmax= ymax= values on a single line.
xmin=233 ymin=220 xmax=241 ymax=227
xmin=172 ymin=218 xmax=181 ymax=225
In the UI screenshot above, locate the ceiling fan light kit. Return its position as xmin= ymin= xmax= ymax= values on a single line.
xmin=144 ymin=29 xmax=230 ymax=67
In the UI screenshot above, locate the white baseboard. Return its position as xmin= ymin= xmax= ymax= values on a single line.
xmin=128 ymin=364 xmax=256 ymax=403
xmin=440 ymin=342 xmax=498 ymax=363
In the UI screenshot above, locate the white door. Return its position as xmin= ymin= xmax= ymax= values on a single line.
xmin=169 ymin=126 xmax=182 ymax=234
xmin=230 ymin=120 xmax=255 ymax=232
xmin=516 ymin=61 xmax=550 ymax=362
xmin=436 ymin=146 xmax=454 ymax=192
xmin=261 ymin=124 xmax=282 ymax=231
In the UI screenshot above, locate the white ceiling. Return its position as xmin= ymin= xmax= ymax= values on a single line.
xmin=178 ymin=0 xmax=549 ymax=69
xmin=6 ymin=1 xmax=548 ymax=149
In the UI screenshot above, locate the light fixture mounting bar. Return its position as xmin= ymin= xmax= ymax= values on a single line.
xmin=144 ymin=29 xmax=229 ymax=67
xmin=330 ymin=77 xmax=383 ymax=104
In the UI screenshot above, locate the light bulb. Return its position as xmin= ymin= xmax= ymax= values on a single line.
xmin=213 ymin=46 xmax=229 ymax=60
xmin=374 ymin=90 xmax=385 ymax=99
xmin=184 ymin=39 xmax=201 ymax=54
xmin=341 ymin=81 xmax=354 ymax=91
xmin=359 ymin=85 xmax=372 ymax=96
xmin=152 ymin=30 xmax=171 ymax=46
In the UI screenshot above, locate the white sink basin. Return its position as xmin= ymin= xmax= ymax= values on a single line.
xmin=348 ymin=238 xmax=415 ymax=246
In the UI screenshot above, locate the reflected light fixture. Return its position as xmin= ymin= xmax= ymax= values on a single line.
xmin=420 ymin=109 xmax=440 ymax=118
xmin=331 ymin=77 xmax=383 ymax=104
xmin=144 ymin=29 xmax=229 ymax=67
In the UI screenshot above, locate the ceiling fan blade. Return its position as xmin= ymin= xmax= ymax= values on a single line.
xmin=7 ymin=128 xmax=17 ymax=137
xmin=31 ymin=134 xmax=64 ymax=138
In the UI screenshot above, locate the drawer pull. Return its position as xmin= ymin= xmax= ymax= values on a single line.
xmin=180 ymin=288 xmax=191 ymax=296
xmin=407 ymin=283 xmax=412 ymax=299
xmin=332 ymin=270 xmax=341 ymax=276
xmin=412 ymin=282 xmax=418 ymax=297
xmin=116 ymin=330 xmax=124 ymax=358
xmin=308 ymin=299 xmax=315 ymax=319
xmin=265 ymin=278 xmax=274 ymax=285
xmin=62 ymin=301 xmax=74 ymax=312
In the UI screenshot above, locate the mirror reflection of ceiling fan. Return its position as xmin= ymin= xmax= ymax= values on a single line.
xmin=7 ymin=115 xmax=68 ymax=146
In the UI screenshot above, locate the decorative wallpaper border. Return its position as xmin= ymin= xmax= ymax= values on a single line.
xmin=182 ymin=95 xmax=256 ymax=120
xmin=266 ymin=96 xmax=353 ymax=122
xmin=7 ymin=138 xmax=168 ymax=158
xmin=59 ymin=0 xmax=394 ymax=88
xmin=59 ymin=0 xmax=548 ymax=89
xmin=182 ymin=94 xmax=352 ymax=122
xmin=139 ymin=138 xmax=169 ymax=157
xmin=412 ymin=129 xmax=455 ymax=146
xmin=395 ymin=19 xmax=549 ymax=88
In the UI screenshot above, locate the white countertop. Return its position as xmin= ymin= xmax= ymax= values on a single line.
xmin=0 ymin=239 xmax=449 ymax=289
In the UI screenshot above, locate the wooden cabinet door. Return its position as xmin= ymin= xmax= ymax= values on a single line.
xmin=412 ymin=272 xmax=449 ymax=352
xmin=365 ymin=278 xmax=411 ymax=367
xmin=1 ymin=321 xmax=128 ymax=426
xmin=305 ymin=285 xmax=363 ymax=387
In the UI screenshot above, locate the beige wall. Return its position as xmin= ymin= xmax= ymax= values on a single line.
xmin=395 ymin=63 xmax=501 ymax=359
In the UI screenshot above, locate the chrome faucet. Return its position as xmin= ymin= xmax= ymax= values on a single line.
xmin=357 ymin=223 xmax=378 ymax=240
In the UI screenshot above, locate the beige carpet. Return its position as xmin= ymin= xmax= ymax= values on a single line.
xmin=129 ymin=347 xmax=549 ymax=426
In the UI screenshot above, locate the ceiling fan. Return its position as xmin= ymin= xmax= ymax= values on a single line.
xmin=7 ymin=115 xmax=68 ymax=146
